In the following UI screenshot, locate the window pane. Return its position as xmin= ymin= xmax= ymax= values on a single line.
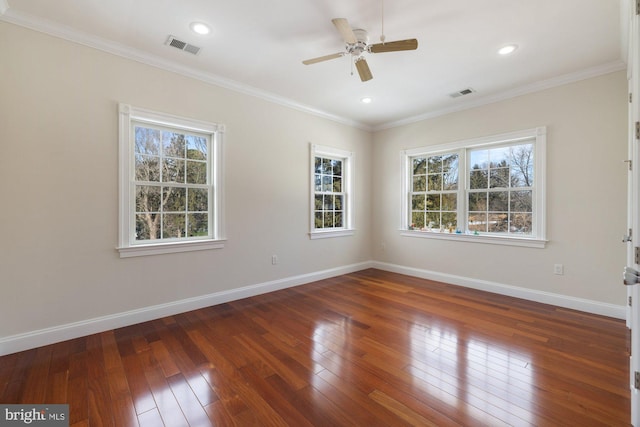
xmin=335 ymin=195 xmax=343 ymax=210
xmin=136 ymin=185 xmax=161 ymax=212
xmin=510 ymin=144 xmax=534 ymax=187
xmin=442 ymin=212 xmax=457 ymax=230
xmin=186 ymin=136 xmax=207 ymax=160
xmin=315 ymin=195 xmax=323 ymax=210
xmin=488 ymin=213 xmax=508 ymax=232
xmin=468 ymin=212 xmax=487 ymax=232
xmin=135 ymin=127 xmax=160 ymax=155
xmin=163 ymin=213 xmax=185 ymax=238
xmin=413 ymin=176 xmax=426 ymax=192
xmin=510 ymin=213 xmax=532 ymax=234
xmin=188 ymin=188 xmax=208 ymax=212
xmin=187 ymin=213 xmax=208 ymax=237
xmin=413 ymin=158 xmax=426 ymax=175
xmin=489 ymin=146 xmax=510 ymax=167
xmin=333 ymin=177 xmax=342 ymax=192
xmin=428 ymin=174 xmax=442 ymax=191
xmin=489 ymin=168 xmax=509 ymax=188
xmin=469 ymin=150 xmax=488 ymax=169
xmin=469 ymin=169 xmax=488 ymax=189
xmin=411 ymin=212 xmax=425 ymax=229
xmin=186 ymin=161 xmax=206 ymax=185
xmin=469 ymin=192 xmax=487 ymax=211
xmin=443 ymin=154 xmax=459 ymax=190
xmin=426 ymin=194 xmax=440 ymax=211
xmin=412 ymin=194 xmax=425 ymax=210
xmin=322 ymin=158 xmax=332 ymax=174
xmin=426 ymin=212 xmax=440 ymax=228
xmin=135 ymin=154 xmax=160 ymax=182
xmin=322 ymin=176 xmax=332 ymax=192
xmin=135 ymin=213 xmax=159 ymax=240
xmin=334 ymin=212 xmax=343 ymax=228
xmin=163 ymin=158 xmax=185 ymax=183
xmin=163 ymin=187 xmax=186 ymax=212
xmin=315 ymin=157 xmax=323 ymax=173
xmin=314 ymin=174 xmax=322 ymax=191
xmin=511 ymin=190 xmax=532 ymax=212
xmin=315 ymin=212 xmax=323 ymax=228
xmin=442 ymin=193 xmax=457 ymax=211
xmin=489 ymin=192 xmax=508 ymax=212
xmin=163 ymin=132 xmax=186 ymax=158
xmin=323 ymin=212 xmax=334 ymax=228
xmin=428 ymin=156 xmax=442 ymax=173
xmin=324 ymin=195 xmax=334 ymax=210
xmin=332 ymin=159 xmax=342 ymax=176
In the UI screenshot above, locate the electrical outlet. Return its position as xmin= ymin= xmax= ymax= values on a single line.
xmin=271 ymin=255 xmax=278 ymax=265
xmin=553 ymin=264 xmax=564 ymax=275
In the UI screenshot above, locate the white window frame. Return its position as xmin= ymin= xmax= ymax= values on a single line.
xmin=400 ymin=127 xmax=546 ymax=248
xmin=117 ymin=103 xmax=226 ymax=258
xmin=309 ymin=144 xmax=355 ymax=239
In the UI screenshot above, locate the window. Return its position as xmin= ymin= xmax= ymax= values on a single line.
xmin=401 ymin=127 xmax=546 ymax=248
xmin=310 ymin=144 xmax=354 ymax=239
xmin=118 ymin=104 xmax=225 ymax=257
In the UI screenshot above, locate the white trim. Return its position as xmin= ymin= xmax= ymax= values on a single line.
xmin=309 ymin=229 xmax=355 ymax=239
xmin=0 ymin=261 xmax=374 ymax=356
xmin=372 ymin=261 xmax=626 ymax=320
xmin=117 ymin=239 xmax=226 ymax=258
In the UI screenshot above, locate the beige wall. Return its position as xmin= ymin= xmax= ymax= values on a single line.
xmin=372 ymin=71 xmax=628 ymax=305
xmin=0 ymin=22 xmax=373 ymax=340
xmin=0 ymin=20 xmax=629 ymax=348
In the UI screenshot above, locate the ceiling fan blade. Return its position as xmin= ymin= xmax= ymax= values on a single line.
xmin=355 ymin=58 xmax=373 ymax=82
xmin=302 ymin=52 xmax=344 ymax=65
xmin=332 ymin=18 xmax=357 ymax=44
xmin=370 ymin=38 xmax=418 ymax=53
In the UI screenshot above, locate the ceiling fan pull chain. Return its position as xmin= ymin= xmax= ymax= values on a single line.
xmin=380 ymin=0 xmax=386 ymax=43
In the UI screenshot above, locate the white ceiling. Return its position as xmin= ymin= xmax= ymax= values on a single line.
xmin=0 ymin=0 xmax=627 ymax=130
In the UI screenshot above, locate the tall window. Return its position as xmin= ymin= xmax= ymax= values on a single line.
xmin=402 ymin=127 xmax=546 ymax=248
xmin=310 ymin=144 xmax=354 ymax=239
xmin=118 ymin=104 xmax=225 ymax=257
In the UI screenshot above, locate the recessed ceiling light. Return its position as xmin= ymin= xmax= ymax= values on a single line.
xmin=361 ymin=97 xmax=373 ymax=104
xmin=498 ymin=44 xmax=518 ymax=55
xmin=190 ymin=22 xmax=211 ymax=35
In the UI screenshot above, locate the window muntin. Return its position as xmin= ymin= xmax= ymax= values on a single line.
xmin=310 ymin=144 xmax=354 ymax=239
xmin=401 ymin=127 xmax=545 ymax=246
xmin=118 ymin=104 xmax=225 ymax=257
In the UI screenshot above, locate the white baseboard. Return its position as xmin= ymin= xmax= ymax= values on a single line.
xmin=0 ymin=259 xmax=625 ymax=356
xmin=0 ymin=261 xmax=374 ymax=356
xmin=372 ymin=261 xmax=626 ymax=320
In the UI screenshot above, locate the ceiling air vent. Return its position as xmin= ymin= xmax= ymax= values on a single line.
xmin=165 ymin=35 xmax=201 ymax=55
xmin=450 ymin=88 xmax=475 ymax=98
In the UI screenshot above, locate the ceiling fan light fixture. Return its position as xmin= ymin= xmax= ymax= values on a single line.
xmin=498 ymin=44 xmax=518 ymax=55
xmin=361 ymin=97 xmax=373 ymax=104
xmin=190 ymin=22 xmax=211 ymax=35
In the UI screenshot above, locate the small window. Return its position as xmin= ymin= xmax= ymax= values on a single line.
xmin=310 ymin=144 xmax=354 ymax=239
xmin=118 ymin=104 xmax=225 ymax=257
xmin=401 ymin=127 xmax=546 ymax=248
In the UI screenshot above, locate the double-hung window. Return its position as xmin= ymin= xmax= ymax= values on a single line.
xmin=401 ymin=127 xmax=546 ymax=248
xmin=118 ymin=104 xmax=225 ymax=257
xmin=310 ymin=144 xmax=354 ymax=239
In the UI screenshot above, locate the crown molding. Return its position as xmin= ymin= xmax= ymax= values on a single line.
xmin=0 ymin=8 xmax=372 ymax=132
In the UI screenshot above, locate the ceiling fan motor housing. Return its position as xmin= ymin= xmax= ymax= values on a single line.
xmin=346 ymin=29 xmax=369 ymax=56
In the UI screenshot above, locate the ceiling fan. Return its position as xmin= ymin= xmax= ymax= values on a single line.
xmin=302 ymin=17 xmax=418 ymax=82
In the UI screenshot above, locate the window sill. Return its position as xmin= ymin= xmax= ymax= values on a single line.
xmin=117 ymin=239 xmax=226 ymax=258
xmin=309 ymin=229 xmax=355 ymax=240
xmin=400 ymin=230 xmax=546 ymax=248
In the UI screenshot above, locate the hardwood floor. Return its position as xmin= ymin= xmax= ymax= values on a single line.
xmin=0 ymin=269 xmax=630 ymax=426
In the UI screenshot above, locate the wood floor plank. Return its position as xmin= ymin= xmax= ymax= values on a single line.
xmin=0 ymin=269 xmax=630 ymax=426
